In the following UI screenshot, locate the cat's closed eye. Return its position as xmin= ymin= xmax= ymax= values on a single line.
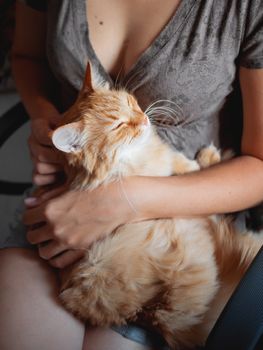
xmin=113 ymin=122 xmax=126 ymax=130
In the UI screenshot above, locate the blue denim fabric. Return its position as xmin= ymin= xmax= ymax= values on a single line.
xmin=2 ymin=188 xmax=35 ymax=249
xmin=112 ymin=324 xmax=170 ymax=349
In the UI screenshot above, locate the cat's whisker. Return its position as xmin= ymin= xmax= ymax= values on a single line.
xmin=123 ymin=71 xmax=139 ymax=91
xmin=114 ymin=64 xmax=125 ymax=89
xmin=146 ymin=105 xmax=176 ymax=112
xmin=147 ymin=112 xmax=194 ymax=131
xmin=123 ymin=66 xmax=145 ymax=92
xmin=94 ymin=78 xmax=109 ymax=90
xmin=117 ymin=173 xmax=139 ymax=215
xmin=146 ymin=109 xmax=182 ymax=126
xmin=128 ymin=74 xmax=146 ymax=92
xmin=129 ymin=81 xmax=141 ymax=93
xmin=147 ymin=114 xmax=174 ymax=123
xmin=147 ymin=107 xmax=179 ymax=118
xmin=147 ymin=110 xmax=177 ymax=119
xmin=144 ymin=99 xmax=176 ymax=112
xmin=144 ymin=99 xmax=186 ymax=128
xmin=146 ymin=105 xmax=183 ymax=118
xmin=145 ymin=99 xmax=184 ymax=118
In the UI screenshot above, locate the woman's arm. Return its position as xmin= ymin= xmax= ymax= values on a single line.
xmin=12 ymin=1 xmax=63 ymax=186
xmin=11 ymin=1 xmax=59 ymax=120
xmin=129 ymin=67 xmax=263 ymax=219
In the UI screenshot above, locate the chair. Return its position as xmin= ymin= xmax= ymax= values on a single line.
xmin=0 ymin=102 xmax=262 ymax=350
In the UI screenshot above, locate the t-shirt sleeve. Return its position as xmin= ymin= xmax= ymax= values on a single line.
xmin=239 ymin=0 xmax=263 ymax=69
xmin=19 ymin=0 xmax=47 ymax=12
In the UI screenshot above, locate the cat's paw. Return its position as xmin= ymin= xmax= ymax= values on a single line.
xmin=172 ymin=153 xmax=200 ymax=175
xmin=196 ymin=144 xmax=221 ymax=169
xmin=222 ymin=149 xmax=235 ymax=161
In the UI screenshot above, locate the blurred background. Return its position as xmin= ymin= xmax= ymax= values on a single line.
xmin=0 ymin=0 xmax=32 ymax=245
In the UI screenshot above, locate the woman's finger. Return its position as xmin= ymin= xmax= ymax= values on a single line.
xmin=31 ymin=118 xmax=57 ymax=146
xmin=38 ymin=240 xmax=67 ymax=260
xmin=49 ymin=249 xmax=86 ymax=269
xmin=39 ymin=185 xmax=66 ymax=202
xmin=32 ymin=172 xmax=58 ymax=186
xmin=23 ymin=205 xmax=47 ymax=226
xmin=33 ymin=158 xmax=63 ymax=175
xmin=26 ymin=224 xmax=53 ymax=244
xmin=29 ymin=137 xmax=61 ymax=164
xmin=24 ymin=185 xmax=66 ymax=209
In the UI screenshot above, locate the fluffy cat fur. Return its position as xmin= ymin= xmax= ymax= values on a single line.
xmin=51 ymin=63 xmax=263 ymax=349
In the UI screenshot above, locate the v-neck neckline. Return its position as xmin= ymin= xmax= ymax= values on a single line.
xmin=80 ymin=0 xmax=196 ymax=86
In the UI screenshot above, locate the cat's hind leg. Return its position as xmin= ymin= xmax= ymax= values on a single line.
xmin=59 ymin=227 xmax=158 ymax=327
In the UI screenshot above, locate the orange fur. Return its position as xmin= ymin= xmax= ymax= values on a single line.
xmin=52 ymin=63 xmax=263 ymax=349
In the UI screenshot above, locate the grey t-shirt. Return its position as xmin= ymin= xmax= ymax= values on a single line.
xmin=22 ymin=0 xmax=263 ymax=158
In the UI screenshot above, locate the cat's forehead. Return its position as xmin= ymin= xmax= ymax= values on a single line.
xmin=103 ymin=89 xmax=134 ymax=104
xmin=69 ymin=88 xmax=142 ymax=126
xmin=91 ymin=89 xmax=138 ymax=113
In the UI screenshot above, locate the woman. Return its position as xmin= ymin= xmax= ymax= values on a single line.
xmin=0 ymin=0 xmax=263 ymax=349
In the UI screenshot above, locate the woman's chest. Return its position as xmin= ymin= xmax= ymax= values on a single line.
xmin=47 ymin=0 xmax=246 ymax=115
xmin=86 ymin=0 xmax=181 ymax=79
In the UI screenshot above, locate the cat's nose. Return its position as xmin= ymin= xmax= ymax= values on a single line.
xmin=141 ymin=115 xmax=149 ymax=126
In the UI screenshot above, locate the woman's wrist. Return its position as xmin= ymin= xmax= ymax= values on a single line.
xmin=123 ymin=176 xmax=163 ymax=222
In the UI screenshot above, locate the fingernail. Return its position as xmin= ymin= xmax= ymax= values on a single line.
xmin=24 ymin=197 xmax=39 ymax=206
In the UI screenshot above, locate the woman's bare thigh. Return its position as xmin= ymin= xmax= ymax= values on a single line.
xmin=0 ymin=248 xmax=84 ymax=350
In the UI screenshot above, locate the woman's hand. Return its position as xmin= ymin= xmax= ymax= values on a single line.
xmin=23 ymin=180 xmax=136 ymax=268
xmin=29 ymin=115 xmax=64 ymax=186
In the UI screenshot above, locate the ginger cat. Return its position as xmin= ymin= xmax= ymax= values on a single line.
xmin=51 ymin=63 xmax=263 ymax=349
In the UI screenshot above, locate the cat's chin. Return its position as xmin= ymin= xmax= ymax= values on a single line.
xmin=116 ymin=126 xmax=151 ymax=163
xmin=131 ymin=124 xmax=152 ymax=149
xmin=138 ymin=123 xmax=152 ymax=143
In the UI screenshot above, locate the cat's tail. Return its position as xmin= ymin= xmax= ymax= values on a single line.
xmin=191 ymin=217 xmax=263 ymax=345
xmin=210 ymin=215 xmax=263 ymax=279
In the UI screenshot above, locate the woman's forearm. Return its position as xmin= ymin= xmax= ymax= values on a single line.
xmin=12 ymin=56 xmax=64 ymax=187
xmin=11 ymin=55 xmax=59 ymax=120
xmin=127 ymin=155 xmax=263 ymax=220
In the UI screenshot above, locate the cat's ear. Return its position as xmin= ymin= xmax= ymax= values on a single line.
xmin=52 ymin=122 xmax=86 ymax=153
xmin=81 ymin=62 xmax=110 ymax=93
xmin=81 ymin=62 xmax=94 ymax=93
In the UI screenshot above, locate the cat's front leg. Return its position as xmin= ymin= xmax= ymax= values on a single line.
xmin=171 ymin=152 xmax=200 ymax=175
xmin=196 ymin=144 xmax=221 ymax=169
